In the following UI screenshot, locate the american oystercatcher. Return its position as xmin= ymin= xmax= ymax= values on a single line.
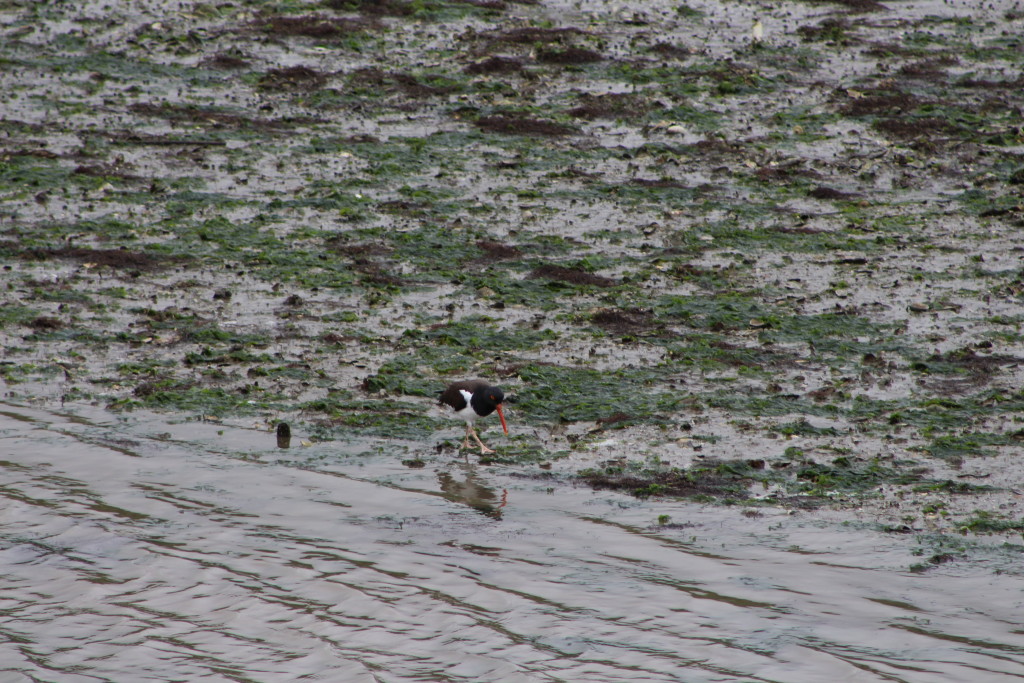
xmin=438 ymin=380 xmax=509 ymax=454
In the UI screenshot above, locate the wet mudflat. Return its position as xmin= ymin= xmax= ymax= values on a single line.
xmin=3 ymin=0 xmax=1024 ymax=679
xmin=3 ymin=402 xmax=1024 ymax=682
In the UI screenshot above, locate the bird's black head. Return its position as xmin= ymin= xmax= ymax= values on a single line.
xmin=471 ymin=386 xmax=504 ymax=416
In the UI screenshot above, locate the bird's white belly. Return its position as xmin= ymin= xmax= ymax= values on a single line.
xmin=454 ymin=404 xmax=479 ymax=423
xmin=454 ymin=389 xmax=478 ymax=423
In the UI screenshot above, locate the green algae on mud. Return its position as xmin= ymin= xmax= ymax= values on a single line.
xmin=580 ymin=452 xmax=943 ymax=506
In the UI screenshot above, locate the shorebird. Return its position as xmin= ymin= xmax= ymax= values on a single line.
xmin=438 ymin=380 xmax=508 ymax=454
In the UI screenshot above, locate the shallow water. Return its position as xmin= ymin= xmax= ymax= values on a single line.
xmin=2 ymin=402 xmax=1023 ymax=682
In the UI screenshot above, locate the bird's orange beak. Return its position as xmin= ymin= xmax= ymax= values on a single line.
xmin=496 ymin=404 xmax=508 ymax=434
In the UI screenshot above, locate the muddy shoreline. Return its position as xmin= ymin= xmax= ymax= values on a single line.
xmin=3 ymin=0 xmax=1024 ymax=563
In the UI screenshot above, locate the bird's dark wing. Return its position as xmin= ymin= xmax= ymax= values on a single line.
xmin=438 ymin=380 xmax=487 ymax=411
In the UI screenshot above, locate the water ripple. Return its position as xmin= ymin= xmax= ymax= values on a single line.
xmin=2 ymin=404 xmax=1023 ymax=681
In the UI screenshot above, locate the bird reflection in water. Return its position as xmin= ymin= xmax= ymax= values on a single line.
xmin=437 ymin=465 xmax=508 ymax=519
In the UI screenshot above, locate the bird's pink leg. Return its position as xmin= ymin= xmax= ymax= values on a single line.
xmin=461 ymin=424 xmax=473 ymax=450
xmin=471 ymin=427 xmax=495 ymax=454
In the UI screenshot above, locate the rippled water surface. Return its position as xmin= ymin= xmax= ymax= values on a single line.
xmin=2 ymin=403 xmax=1023 ymax=682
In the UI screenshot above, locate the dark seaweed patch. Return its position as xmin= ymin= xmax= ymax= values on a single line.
xmin=873 ymin=117 xmax=958 ymax=139
xmin=797 ymin=19 xmax=855 ymax=44
xmin=897 ymin=57 xmax=957 ymax=78
xmin=474 ymin=115 xmax=575 ymax=137
xmin=591 ymin=308 xmax=659 ymax=335
xmin=838 ymin=91 xmax=920 ymax=116
xmin=529 ymin=264 xmax=616 ymax=287
xmin=809 ymin=185 xmax=861 ymax=200
xmin=862 ymin=42 xmax=933 ymax=59
xmin=805 ymin=0 xmax=888 ymax=11
xmin=568 ymin=93 xmax=650 ymax=120
xmin=73 ymin=163 xmax=138 ymax=180
xmin=474 ymin=240 xmax=521 ymax=262
xmin=352 ymin=259 xmax=404 ymax=287
xmin=0 ymin=147 xmax=59 ymax=159
xmin=957 ymin=75 xmax=1024 ymax=90
xmin=105 ymin=132 xmax=226 ymax=146
xmin=958 ymin=512 xmax=1024 ymax=534
xmin=632 ymin=178 xmax=691 ymax=190
xmin=129 ymin=103 xmax=322 ymax=131
xmin=258 ymin=15 xmax=379 ymax=39
xmin=922 ymin=348 xmax=1023 ymax=376
xmin=477 ymin=27 xmax=584 ymax=45
xmin=326 ymin=240 xmax=393 ymax=258
xmin=258 ymin=66 xmax=328 ymax=90
xmin=6 ymin=244 xmax=173 ymax=271
xmin=454 ymin=0 xmax=509 ymax=9
xmin=581 ymin=465 xmax=752 ymax=501
xmin=596 ymin=412 xmax=634 ymax=428
xmin=536 ymin=47 xmax=602 ymax=64
xmin=650 ymin=42 xmax=693 ymax=59
xmin=349 ymin=68 xmax=459 ymax=97
xmin=464 ymin=56 xmax=524 ymax=75
xmin=204 ymin=52 xmax=250 ymax=69
xmin=325 ymin=0 xmax=415 ymax=15
xmin=28 ymin=316 xmax=63 ymax=330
